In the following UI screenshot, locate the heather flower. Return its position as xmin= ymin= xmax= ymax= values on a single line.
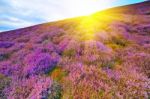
xmin=0 ymin=41 xmax=14 ymax=48
xmin=4 ymin=76 xmax=52 ymax=99
xmin=32 ymin=42 xmax=57 ymax=54
xmin=23 ymin=52 xmax=60 ymax=76
xmin=0 ymin=74 xmax=11 ymax=98
xmin=11 ymin=43 xmax=25 ymax=51
xmin=10 ymin=49 xmax=31 ymax=64
xmin=0 ymin=3 xmax=150 ymax=98
xmin=57 ymin=37 xmax=71 ymax=52
xmin=0 ymin=61 xmax=22 ymax=77
xmin=15 ymin=36 xmax=30 ymax=43
xmin=63 ymin=64 xmax=113 ymax=99
xmin=27 ymin=76 xmax=53 ymax=99
xmin=94 ymin=31 xmax=110 ymax=42
xmin=104 ymin=69 xmax=121 ymax=81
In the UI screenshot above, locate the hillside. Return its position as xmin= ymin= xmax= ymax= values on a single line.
xmin=0 ymin=1 xmax=150 ymax=99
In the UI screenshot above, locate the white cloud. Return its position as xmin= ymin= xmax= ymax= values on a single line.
xmin=7 ymin=0 xmax=69 ymax=21
xmin=1 ymin=18 xmax=34 ymax=28
xmin=0 ymin=0 xmax=117 ymax=31
xmin=7 ymin=0 xmax=116 ymax=21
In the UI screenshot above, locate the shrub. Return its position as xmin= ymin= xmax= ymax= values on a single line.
xmin=4 ymin=76 xmax=52 ymax=99
xmin=64 ymin=64 xmax=113 ymax=99
xmin=50 ymin=67 xmax=68 ymax=81
xmin=38 ymin=33 xmax=58 ymax=44
xmin=28 ymin=76 xmax=53 ymax=99
xmin=16 ymin=37 xmax=30 ymax=43
xmin=78 ymin=40 xmax=113 ymax=66
xmin=24 ymin=52 xmax=60 ymax=76
xmin=33 ymin=42 xmax=57 ymax=54
xmin=0 ymin=52 xmax=9 ymax=61
xmin=24 ymin=43 xmax=34 ymax=50
xmin=101 ymin=59 xmax=116 ymax=69
xmin=0 ymin=41 xmax=14 ymax=48
xmin=64 ymin=62 xmax=150 ymax=99
xmin=111 ymin=36 xmax=129 ymax=47
xmin=48 ymin=81 xmax=62 ymax=99
xmin=0 ymin=74 xmax=11 ymax=98
xmin=10 ymin=43 xmax=25 ymax=52
xmin=10 ymin=49 xmax=31 ymax=64
xmin=63 ymin=49 xmax=76 ymax=58
xmin=57 ymin=37 xmax=70 ymax=52
xmin=61 ymin=39 xmax=80 ymax=58
xmin=129 ymin=53 xmax=150 ymax=77
xmin=101 ymin=56 xmax=123 ymax=69
xmin=106 ymin=36 xmax=130 ymax=50
xmin=0 ymin=61 xmax=21 ymax=76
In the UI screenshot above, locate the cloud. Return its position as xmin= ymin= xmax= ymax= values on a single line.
xmin=1 ymin=16 xmax=34 ymax=27
xmin=0 ymin=0 xmax=146 ymax=32
xmin=0 ymin=0 xmax=71 ymax=32
xmin=5 ymin=0 xmax=70 ymax=21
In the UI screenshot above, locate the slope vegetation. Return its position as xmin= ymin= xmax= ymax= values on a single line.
xmin=0 ymin=1 xmax=150 ymax=99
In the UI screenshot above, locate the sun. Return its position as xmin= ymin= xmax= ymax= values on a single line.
xmin=75 ymin=11 xmax=117 ymax=41
xmin=67 ymin=0 xmax=115 ymax=41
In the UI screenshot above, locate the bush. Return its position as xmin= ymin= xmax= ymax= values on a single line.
xmin=131 ymin=53 xmax=150 ymax=77
xmin=28 ymin=76 xmax=53 ymax=99
xmin=78 ymin=40 xmax=113 ymax=66
xmin=101 ymin=59 xmax=116 ymax=69
xmin=4 ymin=76 xmax=52 ymax=99
xmin=48 ymin=81 xmax=62 ymax=99
xmin=0 ymin=61 xmax=21 ymax=76
xmin=111 ymin=37 xmax=128 ymax=47
xmin=101 ymin=56 xmax=123 ymax=69
xmin=63 ymin=49 xmax=76 ymax=58
xmin=106 ymin=36 xmax=129 ymax=49
xmin=50 ymin=67 xmax=68 ymax=81
xmin=0 ymin=74 xmax=11 ymax=98
xmin=24 ymin=52 xmax=60 ymax=76
xmin=0 ymin=52 xmax=9 ymax=61
xmin=57 ymin=37 xmax=70 ymax=52
xmin=0 ymin=41 xmax=14 ymax=48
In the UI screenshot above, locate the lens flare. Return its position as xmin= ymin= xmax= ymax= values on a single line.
xmin=77 ymin=15 xmax=98 ymax=40
xmin=75 ymin=12 xmax=120 ymax=41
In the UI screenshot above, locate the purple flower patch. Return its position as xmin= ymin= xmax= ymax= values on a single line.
xmin=24 ymin=52 xmax=60 ymax=76
xmin=0 ymin=61 xmax=21 ymax=76
xmin=0 ymin=41 xmax=14 ymax=48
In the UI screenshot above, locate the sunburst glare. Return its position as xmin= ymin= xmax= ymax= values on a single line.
xmin=68 ymin=0 xmax=113 ymax=16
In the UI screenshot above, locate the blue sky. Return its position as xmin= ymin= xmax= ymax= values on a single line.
xmin=0 ymin=0 xmax=146 ymax=32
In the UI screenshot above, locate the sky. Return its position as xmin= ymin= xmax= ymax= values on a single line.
xmin=0 ymin=0 xmax=146 ymax=32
